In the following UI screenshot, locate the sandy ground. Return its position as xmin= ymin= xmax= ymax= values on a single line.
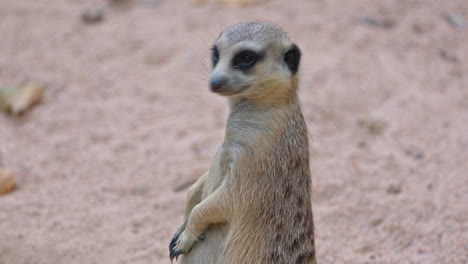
xmin=1 ymin=0 xmax=467 ymax=263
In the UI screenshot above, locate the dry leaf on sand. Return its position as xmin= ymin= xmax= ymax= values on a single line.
xmin=0 ymin=167 xmax=15 ymax=195
xmin=0 ymin=83 xmax=45 ymax=116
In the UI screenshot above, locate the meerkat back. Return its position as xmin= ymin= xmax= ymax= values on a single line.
xmin=171 ymin=22 xmax=316 ymax=264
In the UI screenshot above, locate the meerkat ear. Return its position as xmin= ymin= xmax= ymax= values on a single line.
xmin=284 ymin=44 xmax=301 ymax=75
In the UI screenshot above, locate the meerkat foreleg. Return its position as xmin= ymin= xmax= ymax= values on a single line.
xmin=169 ymin=182 xmax=231 ymax=261
xmin=184 ymin=171 xmax=209 ymax=217
xmin=170 ymin=171 xmax=209 ymax=241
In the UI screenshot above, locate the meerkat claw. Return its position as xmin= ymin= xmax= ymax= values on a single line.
xmin=169 ymin=232 xmax=180 ymax=251
xmin=169 ymin=231 xmax=196 ymax=262
xmin=169 ymin=248 xmax=182 ymax=263
xmin=169 ymin=232 xmax=182 ymax=262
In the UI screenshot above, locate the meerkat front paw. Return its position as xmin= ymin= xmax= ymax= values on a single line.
xmin=169 ymin=231 xmax=199 ymax=262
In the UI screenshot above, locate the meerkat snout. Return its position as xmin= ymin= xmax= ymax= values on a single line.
xmin=209 ymin=75 xmax=228 ymax=93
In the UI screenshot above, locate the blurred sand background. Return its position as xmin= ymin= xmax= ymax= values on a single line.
xmin=1 ymin=0 xmax=467 ymax=263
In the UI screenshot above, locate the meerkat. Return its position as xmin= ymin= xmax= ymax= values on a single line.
xmin=169 ymin=22 xmax=316 ymax=264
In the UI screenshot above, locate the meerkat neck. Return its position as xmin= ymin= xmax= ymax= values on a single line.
xmin=224 ymin=90 xmax=303 ymax=154
xmin=227 ymin=96 xmax=294 ymax=115
xmin=227 ymin=84 xmax=299 ymax=114
xmin=226 ymin=91 xmax=301 ymax=127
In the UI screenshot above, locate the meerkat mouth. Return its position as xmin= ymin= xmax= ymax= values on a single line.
xmin=212 ymin=85 xmax=251 ymax=96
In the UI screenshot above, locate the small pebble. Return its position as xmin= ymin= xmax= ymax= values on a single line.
xmin=110 ymin=0 xmax=135 ymax=9
xmin=130 ymin=185 xmax=150 ymax=195
xmin=357 ymin=118 xmax=388 ymax=136
xmin=141 ymin=0 xmax=160 ymax=7
xmin=355 ymin=16 xmax=396 ymax=29
xmin=405 ymin=148 xmax=424 ymax=160
xmin=192 ymin=0 xmax=265 ymax=7
xmin=110 ymin=0 xmax=128 ymax=4
xmin=387 ymin=184 xmax=402 ymax=195
xmin=370 ymin=217 xmax=383 ymax=227
xmin=439 ymin=48 xmax=459 ymax=63
xmin=357 ymin=140 xmax=368 ymax=149
xmin=444 ymin=13 xmax=467 ymax=29
xmin=82 ymin=6 xmax=105 ymax=24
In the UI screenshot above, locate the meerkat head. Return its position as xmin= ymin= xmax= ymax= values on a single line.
xmin=210 ymin=22 xmax=301 ymax=103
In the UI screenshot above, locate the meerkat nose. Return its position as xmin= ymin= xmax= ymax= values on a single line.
xmin=210 ymin=76 xmax=228 ymax=92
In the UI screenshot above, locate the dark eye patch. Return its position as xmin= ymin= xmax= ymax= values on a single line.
xmin=212 ymin=46 xmax=219 ymax=67
xmin=232 ymin=50 xmax=261 ymax=71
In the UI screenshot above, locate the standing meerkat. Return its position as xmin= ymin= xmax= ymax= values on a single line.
xmin=169 ymin=22 xmax=316 ymax=264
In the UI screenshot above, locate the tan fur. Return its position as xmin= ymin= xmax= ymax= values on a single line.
xmin=170 ymin=22 xmax=316 ymax=264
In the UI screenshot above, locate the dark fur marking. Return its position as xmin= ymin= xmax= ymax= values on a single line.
xmin=291 ymin=158 xmax=301 ymax=171
xmin=269 ymin=252 xmax=281 ymax=262
xmin=309 ymin=220 xmax=315 ymax=234
xmin=289 ymin=232 xmax=308 ymax=254
xmin=295 ymin=212 xmax=304 ymax=224
xmin=297 ymin=196 xmax=304 ymax=207
xmin=275 ymin=233 xmax=282 ymax=243
xmin=275 ymin=222 xmax=284 ymax=232
xmin=232 ymin=50 xmax=265 ymax=72
xmin=284 ymin=44 xmax=301 ymax=75
xmin=290 ymin=237 xmax=300 ymax=251
xmin=284 ymin=185 xmax=292 ymax=199
xmin=302 ymin=210 xmax=312 ymax=227
xmin=296 ymin=251 xmax=315 ymax=264
xmin=296 ymin=254 xmax=305 ymax=263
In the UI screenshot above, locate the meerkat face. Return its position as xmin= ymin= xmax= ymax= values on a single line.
xmin=209 ymin=22 xmax=301 ymax=100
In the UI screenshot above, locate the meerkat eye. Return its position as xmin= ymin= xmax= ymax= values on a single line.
xmin=233 ymin=50 xmax=259 ymax=71
xmin=212 ymin=46 xmax=219 ymax=67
